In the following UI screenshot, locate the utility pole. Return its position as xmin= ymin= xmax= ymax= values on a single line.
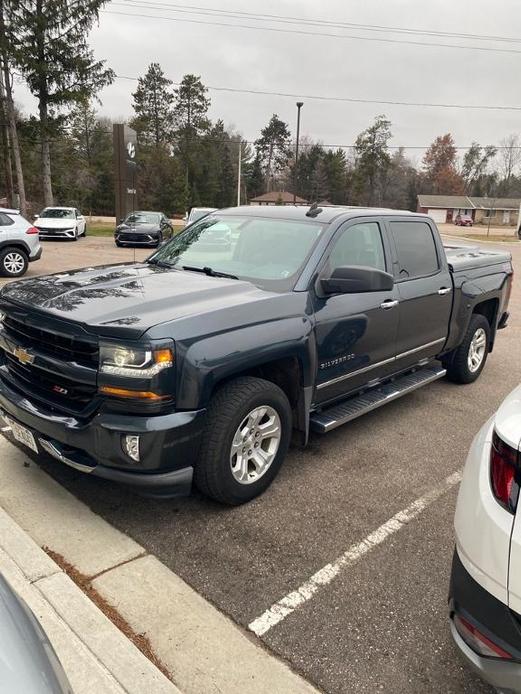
xmin=293 ymin=102 xmax=303 ymax=204
xmin=237 ymin=140 xmax=242 ymax=206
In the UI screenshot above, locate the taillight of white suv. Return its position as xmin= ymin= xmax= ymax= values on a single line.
xmin=490 ymin=430 xmax=520 ymax=514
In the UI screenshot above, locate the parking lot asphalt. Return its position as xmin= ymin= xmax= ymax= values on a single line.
xmin=2 ymin=236 xmax=520 ymax=693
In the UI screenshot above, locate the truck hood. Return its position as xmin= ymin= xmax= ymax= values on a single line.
xmin=35 ymin=218 xmax=76 ymax=229
xmin=0 ymin=263 xmax=276 ymax=338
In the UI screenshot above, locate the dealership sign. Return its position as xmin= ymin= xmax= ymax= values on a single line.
xmin=113 ymin=124 xmax=137 ymax=222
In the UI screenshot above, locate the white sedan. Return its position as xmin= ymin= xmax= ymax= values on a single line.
xmin=450 ymin=384 xmax=521 ymax=692
xmin=34 ymin=207 xmax=86 ymax=241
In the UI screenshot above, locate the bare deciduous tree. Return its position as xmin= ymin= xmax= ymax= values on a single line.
xmin=498 ymin=134 xmax=521 ymax=195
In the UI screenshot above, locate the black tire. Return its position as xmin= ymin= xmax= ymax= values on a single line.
xmin=194 ymin=376 xmax=292 ymax=505
xmin=71 ymin=227 xmax=79 ymax=241
xmin=0 ymin=247 xmax=28 ymax=277
xmin=444 ymin=314 xmax=490 ymax=384
xmin=115 ymin=240 xmax=123 ymax=247
xmin=155 ymin=232 xmax=163 ymax=248
xmin=82 ymin=225 xmax=87 ymax=237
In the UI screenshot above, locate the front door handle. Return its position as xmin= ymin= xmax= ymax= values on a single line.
xmin=380 ymin=299 xmax=399 ymax=310
xmin=438 ymin=287 xmax=451 ymax=295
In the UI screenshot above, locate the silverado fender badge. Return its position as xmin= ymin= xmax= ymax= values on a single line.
xmin=13 ymin=346 xmax=35 ymax=366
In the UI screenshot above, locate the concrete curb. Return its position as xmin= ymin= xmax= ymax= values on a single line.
xmin=0 ymin=436 xmax=319 ymax=694
xmin=0 ymin=507 xmax=179 ymax=694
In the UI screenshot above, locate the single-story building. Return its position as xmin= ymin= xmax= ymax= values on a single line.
xmin=249 ymin=191 xmax=308 ymax=206
xmin=417 ymin=194 xmax=521 ymax=226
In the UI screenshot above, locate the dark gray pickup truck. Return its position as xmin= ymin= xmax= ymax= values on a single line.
xmin=0 ymin=206 xmax=513 ymax=504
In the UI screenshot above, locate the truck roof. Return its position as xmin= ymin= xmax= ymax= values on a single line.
xmin=220 ymin=204 xmax=422 ymax=224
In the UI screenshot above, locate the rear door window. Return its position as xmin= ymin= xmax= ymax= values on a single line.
xmin=0 ymin=213 xmax=14 ymax=226
xmin=390 ymin=221 xmax=440 ymax=279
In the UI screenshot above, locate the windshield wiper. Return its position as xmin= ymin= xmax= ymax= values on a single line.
xmin=182 ymin=265 xmax=238 ymax=280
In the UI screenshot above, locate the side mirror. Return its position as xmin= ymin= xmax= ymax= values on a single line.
xmin=119 ymin=217 xmax=125 ymax=224
xmin=33 ymin=214 xmax=39 ymax=220
xmin=321 ymin=266 xmax=394 ymax=294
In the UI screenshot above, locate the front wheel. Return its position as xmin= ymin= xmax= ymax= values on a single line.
xmin=444 ymin=314 xmax=490 ymax=384
xmin=194 ymin=377 xmax=292 ymax=505
xmin=0 ymin=247 xmax=28 ymax=277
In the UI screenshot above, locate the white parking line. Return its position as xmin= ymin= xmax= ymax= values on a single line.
xmin=249 ymin=469 xmax=462 ymax=637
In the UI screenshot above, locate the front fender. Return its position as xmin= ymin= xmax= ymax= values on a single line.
xmin=175 ymin=317 xmax=315 ymax=409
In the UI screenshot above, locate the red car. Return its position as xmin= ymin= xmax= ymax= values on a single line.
xmin=455 ymin=214 xmax=473 ymax=227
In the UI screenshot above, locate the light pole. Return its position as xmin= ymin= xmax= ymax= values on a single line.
xmin=237 ymin=140 xmax=242 ymax=207
xmin=293 ymin=102 xmax=303 ymax=205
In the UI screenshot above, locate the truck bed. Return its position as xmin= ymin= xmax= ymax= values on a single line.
xmin=443 ymin=243 xmax=512 ymax=272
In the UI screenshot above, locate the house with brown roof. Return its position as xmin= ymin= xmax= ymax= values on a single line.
xmin=417 ymin=194 xmax=521 ymax=226
xmin=249 ymin=191 xmax=309 ymax=206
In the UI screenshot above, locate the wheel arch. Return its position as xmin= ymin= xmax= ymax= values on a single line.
xmin=0 ymin=240 xmax=30 ymax=256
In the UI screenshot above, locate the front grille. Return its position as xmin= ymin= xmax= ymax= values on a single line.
xmin=3 ymin=315 xmax=98 ymax=367
xmin=37 ymin=227 xmax=72 ymax=234
xmin=4 ymin=353 xmax=96 ymax=415
xmin=118 ymin=233 xmax=153 ymax=243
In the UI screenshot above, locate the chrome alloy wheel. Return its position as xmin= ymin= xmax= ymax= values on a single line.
xmin=4 ymin=252 xmax=25 ymax=275
xmin=468 ymin=327 xmax=487 ymax=372
xmin=230 ymin=406 xmax=281 ymax=485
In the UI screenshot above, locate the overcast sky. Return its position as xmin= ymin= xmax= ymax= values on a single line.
xmin=13 ymin=0 xmax=521 ymax=163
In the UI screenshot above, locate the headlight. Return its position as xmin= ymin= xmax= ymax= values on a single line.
xmin=100 ymin=343 xmax=173 ymax=377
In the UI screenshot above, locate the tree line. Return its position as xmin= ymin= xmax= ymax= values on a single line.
xmin=1 ymin=2 xmax=521 ymax=218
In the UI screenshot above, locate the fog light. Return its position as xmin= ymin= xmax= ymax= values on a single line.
xmin=123 ymin=435 xmax=140 ymax=462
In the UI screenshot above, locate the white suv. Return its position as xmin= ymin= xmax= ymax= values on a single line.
xmin=450 ymin=384 xmax=521 ymax=692
xmin=0 ymin=208 xmax=41 ymax=277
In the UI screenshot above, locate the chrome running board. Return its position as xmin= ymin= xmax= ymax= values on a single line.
xmin=310 ymin=365 xmax=446 ymax=434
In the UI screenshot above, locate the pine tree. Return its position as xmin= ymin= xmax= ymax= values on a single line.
xmin=131 ymin=63 xmax=175 ymax=147
xmin=255 ymin=114 xmax=291 ymax=192
xmin=246 ymin=153 xmax=265 ymax=200
xmin=174 ymin=74 xmax=210 ymax=207
xmin=11 ymin=0 xmax=114 ymax=206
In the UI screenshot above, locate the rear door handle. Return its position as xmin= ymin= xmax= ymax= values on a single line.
xmin=380 ymin=299 xmax=399 ymax=310
xmin=438 ymin=287 xmax=451 ymax=295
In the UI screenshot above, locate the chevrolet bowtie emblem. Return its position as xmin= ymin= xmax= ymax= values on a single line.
xmin=13 ymin=346 xmax=34 ymax=365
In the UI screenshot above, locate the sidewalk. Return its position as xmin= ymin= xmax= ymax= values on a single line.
xmin=0 ymin=507 xmax=178 ymax=694
xmin=0 ymin=436 xmax=319 ymax=694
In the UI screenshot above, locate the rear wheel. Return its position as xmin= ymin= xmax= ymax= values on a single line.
xmin=0 ymin=247 xmax=28 ymax=277
xmin=194 ymin=377 xmax=292 ymax=505
xmin=444 ymin=314 xmax=490 ymax=384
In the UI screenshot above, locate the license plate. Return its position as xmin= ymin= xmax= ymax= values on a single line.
xmin=3 ymin=417 xmax=38 ymax=453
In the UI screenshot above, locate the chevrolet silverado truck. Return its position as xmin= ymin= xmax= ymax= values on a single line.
xmin=0 ymin=206 xmax=513 ymax=505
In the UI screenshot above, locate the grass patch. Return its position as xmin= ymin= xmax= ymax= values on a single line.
xmin=462 ymin=233 xmax=519 ymax=243
xmin=86 ymin=223 xmax=114 ymax=237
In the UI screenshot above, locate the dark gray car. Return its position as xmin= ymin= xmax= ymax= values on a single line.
xmin=0 ymin=574 xmax=72 ymax=693
xmin=115 ymin=211 xmax=173 ymax=248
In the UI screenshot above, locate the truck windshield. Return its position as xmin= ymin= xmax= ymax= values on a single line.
xmin=148 ymin=215 xmax=324 ymax=290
